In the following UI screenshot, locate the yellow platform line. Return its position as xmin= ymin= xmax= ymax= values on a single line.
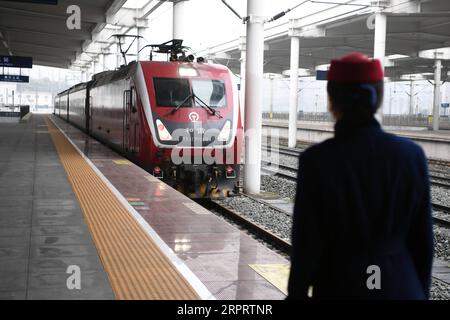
xmin=45 ymin=117 xmax=199 ymax=300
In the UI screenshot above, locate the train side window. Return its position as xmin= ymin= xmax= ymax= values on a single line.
xmin=153 ymin=78 xmax=192 ymax=107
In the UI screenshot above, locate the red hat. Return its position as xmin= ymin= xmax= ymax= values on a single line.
xmin=327 ymin=52 xmax=384 ymax=83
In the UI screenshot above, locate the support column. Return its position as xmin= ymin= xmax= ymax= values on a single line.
xmin=116 ymin=41 xmax=121 ymax=69
xmin=268 ymin=76 xmax=274 ymax=118
xmin=136 ymin=27 xmax=144 ymax=61
xmin=433 ymin=59 xmax=442 ymax=131
xmin=243 ymin=0 xmax=264 ymax=195
xmin=239 ymin=42 xmax=246 ymax=123
xmin=373 ymin=12 xmax=386 ymax=123
xmin=173 ymin=0 xmax=188 ymax=40
xmin=409 ymin=80 xmax=414 ymax=115
xmin=99 ymin=53 xmax=105 ymax=72
xmin=288 ymin=36 xmax=300 ymax=148
xmin=92 ymin=59 xmax=97 ymax=76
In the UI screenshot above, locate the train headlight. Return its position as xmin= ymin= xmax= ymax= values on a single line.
xmin=217 ymin=120 xmax=231 ymax=142
xmin=156 ymin=119 xmax=173 ymax=141
xmin=178 ymin=66 xmax=198 ymax=77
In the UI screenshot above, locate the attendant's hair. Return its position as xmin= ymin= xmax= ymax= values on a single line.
xmin=327 ymin=81 xmax=384 ymax=124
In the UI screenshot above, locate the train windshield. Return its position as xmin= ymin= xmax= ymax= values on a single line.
xmin=154 ymin=78 xmax=192 ymax=107
xmin=192 ymin=80 xmax=227 ymax=108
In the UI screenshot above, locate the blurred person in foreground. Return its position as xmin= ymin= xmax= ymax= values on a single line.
xmin=287 ymin=52 xmax=433 ymax=300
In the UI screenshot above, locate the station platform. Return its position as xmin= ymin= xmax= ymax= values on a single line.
xmin=263 ymin=120 xmax=450 ymax=162
xmin=0 ymin=114 xmax=288 ymax=300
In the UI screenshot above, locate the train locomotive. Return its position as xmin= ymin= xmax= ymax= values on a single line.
xmin=54 ymin=40 xmax=243 ymax=198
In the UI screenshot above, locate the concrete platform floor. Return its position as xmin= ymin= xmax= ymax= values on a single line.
xmin=0 ymin=114 xmax=114 ymax=299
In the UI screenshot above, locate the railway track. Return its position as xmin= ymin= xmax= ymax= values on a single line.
xmin=432 ymin=204 xmax=450 ymax=228
xmin=197 ymin=198 xmax=292 ymax=254
xmin=263 ymin=144 xmax=450 ymax=173
xmin=262 ymin=159 xmax=450 ymax=228
xmin=261 ymin=161 xmax=297 ymax=181
xmin=263 ymin=145 xmax=450 ymax=189
xmin=262 ymin=145 xmax=302 ymax=158
xmin=199 ymin=195 xmax=450 ymax=289
xmin=430 ymin=174 xmax=450 ymax=189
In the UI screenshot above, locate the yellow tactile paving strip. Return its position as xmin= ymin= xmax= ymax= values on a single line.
xmin=45 ymin=117 xmax=199 ymax=300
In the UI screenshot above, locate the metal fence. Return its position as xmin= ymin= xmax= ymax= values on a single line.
xmin=263 ymin=112 xmax=333 ymax=122
xmin=262 ymin=112 xmax=450 ymax=129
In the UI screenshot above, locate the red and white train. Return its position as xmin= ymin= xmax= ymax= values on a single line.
xmin=54 ymin=42 xmax=243 ymax=198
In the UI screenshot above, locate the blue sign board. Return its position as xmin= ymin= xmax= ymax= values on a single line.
xmin=12 ymin=0 xmax=58 ymax=4
xmin=0 ymin=75 xmax=29 ymax=83
xmin=442 ymin=103 xmax=450 ymax=108
xmin=0 ymin=56 xmax=33 ymax=68
xmin=316 ymin=70 xmax=328 ymax=81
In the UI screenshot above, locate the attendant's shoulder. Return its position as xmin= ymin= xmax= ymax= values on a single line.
xmin=384 ymin=132 xmax=426 ymax=160
xmin=300 ymin=138 xmax=336 ymax=163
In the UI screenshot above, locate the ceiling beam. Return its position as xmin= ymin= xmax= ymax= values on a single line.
xmin=0 ymin=5 xmax=105 ymax=24
xmin=0 ymin=26 xmax=91 ymax=41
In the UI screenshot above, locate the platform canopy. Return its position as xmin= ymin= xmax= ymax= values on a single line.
xmin=204 ymin=0 xmax=450 ymax=80
xmin=0 ymin=0 xmax=169 ymax=69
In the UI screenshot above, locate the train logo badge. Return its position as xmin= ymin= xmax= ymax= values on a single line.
xmin=188 ymin=112 xmax=200 ymax=122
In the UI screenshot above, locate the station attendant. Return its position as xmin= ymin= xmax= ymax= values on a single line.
xmin=287 ymin=53 xmax=434 ymax=299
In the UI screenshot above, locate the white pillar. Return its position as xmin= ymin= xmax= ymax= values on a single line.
xmin=433 ymin=59 xmax=442 ymax=131
xmin=240 ymin=48 xmax=246 ymax=123
xmin=99 ymin=53 xmax=105 ymax=71
xmin=92 ymin=59 xmax=97 ymax=76
xmin=409 ymin=80 xmax=414 ymax=115
xmin=288 ymin=36 xmax=300 ymax=148
xmin=269 ymin=76 xmax=274 ymax=117
xmin=173 ymin=0 xmax=188 ymax=40
xmin=116 ymin=42 xmax=121 ymax=69
xmin=373 ymin=12 xmax=386 ymax=123
xmin=243 ymin=0 xmax=264 ymax=195
xmin=136 ymin=27 xmax=144 ymax=61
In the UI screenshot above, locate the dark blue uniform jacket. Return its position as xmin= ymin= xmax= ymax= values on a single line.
xmin=288 ymin=117 xmax=434 ymax=299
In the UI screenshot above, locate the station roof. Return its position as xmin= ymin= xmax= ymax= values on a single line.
xmin=206 ymin=0 xmax=450 ymax=81
xmin=0 ymin=0 xmax=127 ymax=68
xmin=0 ymin=0 xmax=170 ymax=69
xmin=1 ymin=0 xmax=450 ymax=81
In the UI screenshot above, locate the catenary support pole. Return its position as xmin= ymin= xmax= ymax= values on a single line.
xmin=116 ymin=41 xmax=121 ymax=69
xmin=243 ymin=0 xmax=264 ymax=195
xmin=409 ymin=80 xmax=414 ymax=115
xmin=288 ymin=36 xmax=300 ymax=148
xmin=433 ymin=59 xmax=442 ymax=131
xmin=100 ymin=53 xmax=106 ymax=71
xmin=269 ymin=76 xmax=274 ymax=118
xmin=373 ymin=12 xmax=386 ymax=124
xmin=92 ymin=59 xmax=97 ymax=76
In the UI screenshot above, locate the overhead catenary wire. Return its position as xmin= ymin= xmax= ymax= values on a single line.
xmin=220 ymin=0 xmax=311 ymax=24
xmin=220 ymin=0 xmax=244 ymax=22
xmin=266 ymin=0 xmax=311 ymax=23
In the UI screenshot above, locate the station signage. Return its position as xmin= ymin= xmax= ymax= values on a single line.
xmin=0 ymin=55 xmax=33 ymax=68
xmin=11 ymin=0 xmax=58 ymax=4
xmin=441 ymin=103 xmax=449 ymax=109
xmin=316 ymin=70 xmax=328 ymax=81
xmin=0 ymin=75 xmax=30 ymax=83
